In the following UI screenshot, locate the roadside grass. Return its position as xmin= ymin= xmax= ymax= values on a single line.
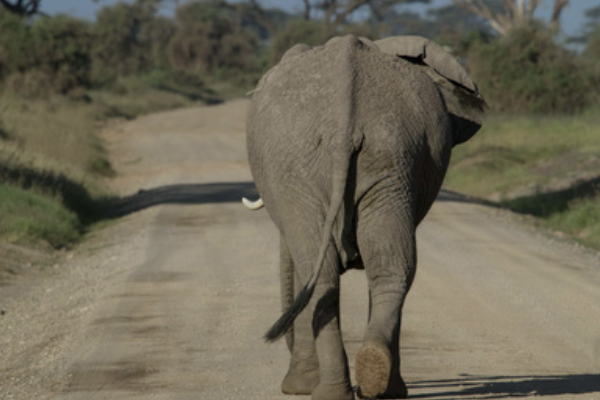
xmin=0 ymin=185 xmax=81 ymax=248
xmin=0 ymin=69 xmax=257 ymax=254
xmin=445 ymin=110 xmax=600 ymax=249
xmin=0 ymin=93 xmax=112 ymax=249
xmin=89 ymin=74 xmax=201 ymax=120
xmin=0 ymin=74 xmax=235 ymax=251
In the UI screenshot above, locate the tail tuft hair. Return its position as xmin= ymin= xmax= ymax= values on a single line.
xmin=264 ymin=278 xmax=315 ymax=342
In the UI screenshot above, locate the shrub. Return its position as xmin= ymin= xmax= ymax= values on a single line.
xmin=31 ymin=15 xmax=93 ymax=93
xmin=168 ymin=2 xmax=258 ymax=74
xmin=0 ymin=12 xmax=92 ymax=96
xmin=467 ymin=26 xmax=594 ymax=114
xmin=92 ymin=0 xmax=171 ymax=84
xmin=0 ymin=11 xmax=32 ymax=81
xmin=583 ymin=24 xmax=600 ymax=98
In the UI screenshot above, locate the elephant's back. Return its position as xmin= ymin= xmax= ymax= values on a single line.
xmin=246 ymin=35 xmax=451 ymax=216
xmin=246 ymin=37 xmax=361 ymax=189
xmin=248 ymin=36 xmax=447 ymax=143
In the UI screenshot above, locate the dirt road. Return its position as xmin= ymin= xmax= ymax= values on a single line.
xmin=1 ymin=100 xmax=599 ymax=399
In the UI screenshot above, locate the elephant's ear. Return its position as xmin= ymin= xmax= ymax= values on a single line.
xmin=374 ymin=36 xmax=486 ymax=146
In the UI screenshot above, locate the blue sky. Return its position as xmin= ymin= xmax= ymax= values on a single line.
xmin=39 ymin=0 xmax=589 ymax=38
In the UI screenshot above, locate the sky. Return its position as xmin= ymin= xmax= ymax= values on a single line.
xmin=38 ymin=0 xmax=590 ymax=38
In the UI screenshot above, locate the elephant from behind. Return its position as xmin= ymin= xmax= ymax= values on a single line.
xmin=245 ymin=35 xmax=486 ymax=400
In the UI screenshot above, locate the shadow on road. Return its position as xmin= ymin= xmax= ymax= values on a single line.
xmin=436 ymin=188 xmax=499 ymax=208
xmin=409 ymin=373 xmax=600 ymax=399
xmin=107 ymin=185 xmax=497 ymax=218
xmin=106 ymin=181 xmax=258 ymax=218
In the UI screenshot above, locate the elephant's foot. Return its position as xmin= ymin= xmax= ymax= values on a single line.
xmin=282 ymin=357 xmax=319 ymax=395
xmin=311 ymin=382 xmax=354 ymax=400
xmin=282 ymin=368 xmax=319 ymax=395
xmin=355 ymin=341 xmax=408 ymax=399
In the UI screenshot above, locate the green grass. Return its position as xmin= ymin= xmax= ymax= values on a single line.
xmin=0 ymin=79 xmax=222 ymax=251
xmin=446 ymin=111 xmax=600 ymax=249
xmin=0 ymin=93 xmax=113 ymax=234
xmin=0 ymin=185 xmax=81 ymax=248
xmin=0 ymin=69 xmax=255 ymax=253
xmin=547 ymin=199 xmax=600 ymax=248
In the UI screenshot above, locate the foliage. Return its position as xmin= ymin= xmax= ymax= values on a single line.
xmin=0 ymin=11 xmax=92 ymax=96
xmin=372 ymin=1 xmax=498 ymax=41
xmin=29 ymin=15 xmax=93 ymax=93
xmin=454 ymin=0 xmax=569 ymax=36
xmin=299 ymin=0 xmax=428 ymax=25
xmin=0 ymin=10 xmax=31 ymax=81
xmin=467 ymin=26 xmax=594 ymax=114
xmin=0 ymin=0 xmax=41 ymax=16
xmin=168 ymin=1 xmax=258 ymax=74
xmin=91 ymin=0 xmax=169 ymax=84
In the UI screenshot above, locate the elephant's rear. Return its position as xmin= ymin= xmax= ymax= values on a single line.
xmin=247 ymin=35 xmax=453 ymax=227
xmin=246 ymin=36 xmax=361 ymax=230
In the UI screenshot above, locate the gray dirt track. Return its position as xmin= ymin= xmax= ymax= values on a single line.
xmin=1 ymin=100 xmax=599 ymax=399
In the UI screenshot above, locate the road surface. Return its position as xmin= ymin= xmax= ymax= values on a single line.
xmin=1 ymin=100 xmax=599 ymax=399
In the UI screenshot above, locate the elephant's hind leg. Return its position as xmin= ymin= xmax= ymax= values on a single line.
xmin=275 ymin=201 xmax=353 ymax=399
xmin=282 ymin=265 xmax=319 ymax=395
xmin=355 ymin=209 xmax=414 ymax=399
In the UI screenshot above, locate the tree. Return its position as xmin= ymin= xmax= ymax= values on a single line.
xmin=582 ymin=5 xmax=600 ymax=75
xmin=168 ymin=1 xmax=258 ymax=73
xmin=0 ymin=11 xmax=92 ymax=96
xmin=371 ymin=9 xmax=439 ymax=38
xmin=299 ymin=0 xmax=429 ymax=25
xmin=468 ymin=25 xmax=593 ymax=114
xmin=0 ymin=0 xmax=41 ymax=16
xmin=92 ymin=0 xmax=168 ymax=82
xmin=454 ymin=0 xmax=569 ymax=36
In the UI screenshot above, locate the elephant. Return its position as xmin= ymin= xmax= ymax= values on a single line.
xmin=244 ymin=35 xmax=486 ymax=400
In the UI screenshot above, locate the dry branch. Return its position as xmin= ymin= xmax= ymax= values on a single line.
xmin=454 ymin=0 xmax=569 ymax=35
xmin=0 ymin=0 xmax=41 ymax=16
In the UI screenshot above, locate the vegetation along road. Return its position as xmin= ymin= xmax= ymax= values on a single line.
xmin=1 ymin=100 xmax=599 ymax=399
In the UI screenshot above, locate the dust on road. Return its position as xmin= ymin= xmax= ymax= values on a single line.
xmin=1 ymin=100 xmax=599 ymax=399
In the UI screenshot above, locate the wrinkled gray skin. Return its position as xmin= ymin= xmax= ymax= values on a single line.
xmin=246 ymin=35 xmax=485 ymax=400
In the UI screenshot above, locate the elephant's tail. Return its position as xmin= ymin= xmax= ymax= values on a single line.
xmin=264 ymin=155 xmax=351 ymax=343
xmin=264 ymin=35 xmax=361 ymax=343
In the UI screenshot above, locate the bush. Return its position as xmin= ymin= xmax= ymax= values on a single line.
xmin=583 ymin=24 xmax=600 ymax=94
xmin=31 ymin=15 xmax=93 ymax=93
xmin=92 ymin=0 xmax=172 ymax=84
xmin=0 ymin=12 xmax=92 ymax=96
xmin=168 ymin=2 xmax=258 ymax=74
xmin=0 ymin=11 xmax=32 ymax=81
xmin=467 ymin=26 xmax=594 ymax=114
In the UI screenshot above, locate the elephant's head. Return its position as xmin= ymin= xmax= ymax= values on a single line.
xmin=372 ymin=36 xmax=486 ymax=146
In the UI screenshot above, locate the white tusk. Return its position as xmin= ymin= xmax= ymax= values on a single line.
xmin=242 ymin=197 xmax=264 ymax=210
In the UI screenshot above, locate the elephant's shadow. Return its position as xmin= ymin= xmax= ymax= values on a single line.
xmin=105 ymin=183 xmax=494 ymax=218
xmin=408 ymin=373 xmax=600 ymax=399
xmin=105 ymin=181 xmax=259 ymax=218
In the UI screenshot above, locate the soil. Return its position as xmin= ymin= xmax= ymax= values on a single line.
xmin=1 ymin=99 xmax=599 ymax=399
